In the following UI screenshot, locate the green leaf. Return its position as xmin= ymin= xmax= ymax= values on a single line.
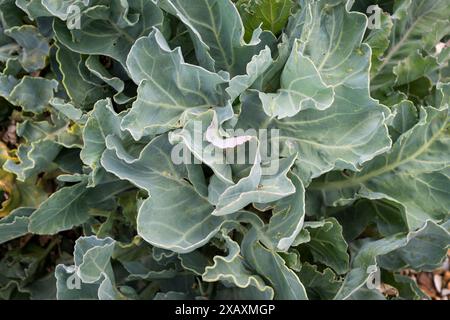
xmin=370 ymin=0 xmax=450 ymax=92
xmin=15 ymin=0 xmax=51 ymax=20
xmin=202 ymin=230 xmax=274 ymax=298
xmin=242 ymin=228 xmax=308 ymax=300
xmin=212 ymin=155 xmax=297 ymax=216
xmin=309 ymin=106 xmax=449 ymax=230
xmin=56 ymin=236 xmax=126 ymax=300
xmin=258 ymin=0 xmax=380 ymax=118
xmin=0 ymin=0 xmax=449 ymax=302
xmin=393 ymin=51 xmax=439 ymax=87
xmin=4 ymin=25 xmax=49 ymax=72
xmin=0 ymin=207 xmax=33 ymax=244
xmin=237 ymin=0 xmax=295 ymax=41
xmin=123 ymin=29 xmax=228 ymax=139
xmin=389 ymin=100 xmax=418 ymax=141
xmin=101 ymin=134 xmax=227 ymax=253
xmin=4 ymin=140 xmax=61 ymax=181
xmin=53 ymin=0 xmax=166 ymax=68
xmin=335 ymin=220 xmax=450 ymax=299
xmin=55 ymin=43 xmax=110 ymax=109
xmin=304 ymin=218 xmax=349 ymax=274
xmin=76 ymin=236 xmax=115 ymax=283
xmin=84 ymin=55 xmax=131 ymax=104
xmin=297 ymin=263 xmax=341 ymax=300
xmin=80 ymin=98 xmax=133 ymax=185
xmin=237 ymin=89 xmax=390 ymax=185
xmin=263 ymin=171 xmax=305 ymax=251
xmin=226 ymin=46 xmax=273 ymax=101
xmin=258 ymin=40 xmax=334 ymax=118
xmin=17 ymin=113 xmax=83 ymax=148
xmin=383 ymin=273 xmax=429 ymax=300
xmin=153 ymin=0 xmax=276 ymax=76
xmin=28 ymin=178 xmax=130 ymax=234
xmin=2 ymin=76 xmax=58 ymax=113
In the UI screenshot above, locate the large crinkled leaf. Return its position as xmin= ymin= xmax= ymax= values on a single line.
xmin=226 ymin=46 xmax=273 ymax=101
xmin=153 ymin=0 xmax=276 ymax=76
xmin=123 ymin=29 xmax=228 ymax=139
xmin=241 ymin=227 xmax=308 ymax=300
xmin=170 ymin=106 xmax=299 ymax=217
xmin=303 ymin=218 xmax=349 ymax=275
xmin=17 ymin=112 xmax=83 ymax=148
xmin=28 ymin=178 xmax=130 ymax=234
xmin=75 ymin=236 xmax=115 ymax=283
xmin=40 ymin=0 xmax=90 ymax=20
xmin=4 ymin=25 xmax=49 ymax=72
xmin=80 ymin=98 xmax=134 ymax=185
xmin=84 ymin=55 xmax=132 ymax=104
xmin=259 ymin=0 xmax=377 ymax=118
xmin=388 ymin=100 xmax=418 ymax=142
xmin=15 ymin=0 xmax=52 ymax=20
xmin=236 ymin=0 xmax=295 ymax=41
xmin=258 ymin=40 xmax=334 ymax=118
xmin=309 ymin=105 xmax=449 ymax=230
xmin=8 ymin=77 xmax=58 ymax=113
xmin=168 ymin=108 xmax=234 ymax=184
xmin=235 ymin=0 xmax=392 ymax=183
xmin=262 ymin=171 xmax=305 ymax=251
xmin=56 ymin=236 xmax=126 ymax=300
xmin=335 ymin=220 xmax=450 ymax=299
xmin=52 ymin=0 xmax=167 ymax=68
xmin=0 ymin=75 xmax=58 ymax=113
xmin=55 ymin=43 xmax=110 ymax=109
xmin=3 ymin=140 xmax=61 ymax=181
xmin=237 ymin=89 xmax=391 ymax=185
xmin=202 ymin=230 xmax=274 ymax=298
xmin=370 ymin=0 xmax=450 ymax=92
xmin=297 ymin=262 xmax=341 ymax=300
xmin=212 ymin=155 xmax=297 ymax=216
xmin=0 ymin=207 xmax=33 ymax=244
xmin=101 ymin=134 xmax=228 ymax=253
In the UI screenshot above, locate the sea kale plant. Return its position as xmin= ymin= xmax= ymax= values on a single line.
xmin=0 ymin=0 xmax=449 ymax=300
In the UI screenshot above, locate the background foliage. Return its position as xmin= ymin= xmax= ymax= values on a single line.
xmin=0 ymin=0 xmax=449 ymax=300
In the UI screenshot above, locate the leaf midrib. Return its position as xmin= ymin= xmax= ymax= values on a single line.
xmin=310 ymin=111 xmax=446 ymax=191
